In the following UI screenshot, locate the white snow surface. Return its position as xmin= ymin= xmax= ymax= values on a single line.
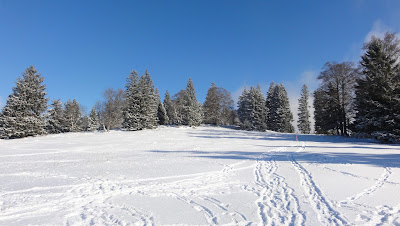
xmin=0 ymin=126 xmax=400 ymax=225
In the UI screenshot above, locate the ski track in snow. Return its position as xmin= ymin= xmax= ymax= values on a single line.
xmin=288 ymin=143 xmax=349 ymax=226
xmin=245 ymin=147 xmax=305 ymax=226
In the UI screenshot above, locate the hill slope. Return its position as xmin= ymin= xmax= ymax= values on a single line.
xmin=0 ymin=126 xmax=399 ymax=225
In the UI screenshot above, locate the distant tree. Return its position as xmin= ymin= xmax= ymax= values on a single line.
xmin=203 ymin=82 xmax=235 ymax=125
xmin=314 ymin=62 xmax=360 ymax=136
xmin=237 ymin=87 xmax=251 ymax=129
xmin=265 ymin=82 xmax=275 ymax=130
xmin=266 ymin=83 xmax=294 ymax=133
xmin=297 ymin=84 xmax=311 ymax=134
xmin=87 ymin=106 xmax=100 ymax=131
xmin=172 ymin=89 xmax=186 ymax=125
xmin=100 ymin=88 xmax=125 ymax=132
xmin=182 ymin=78 xmax=203 ymax=126
xmin=46 ymin=99 xmax=66 ymax=134
xmin=237 ymin=85 xmax=267 ymax=131
xmin=354 ymin=32 xmax=400 ymax=142
xmin=138 ymin=70 xmax=158 ymax=129
xmin=164 ymin=90 xmax=178 ymax=125
xmin=155 ymin=88 xmax=169 ymax=125
xmin=122 ymin=70 xmax=141 ymax=130
xmin=0 ymin=66 xmax=48 ymax=139
xmin=64 ymin=99 xmax=82 ymax=132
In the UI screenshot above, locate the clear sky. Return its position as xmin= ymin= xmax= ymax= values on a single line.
xmin=1 ymin=0 xmax=400 ymax=113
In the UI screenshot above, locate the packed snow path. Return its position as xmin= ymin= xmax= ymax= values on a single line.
xmin=1 ymin=126 xmax=400 ymax=225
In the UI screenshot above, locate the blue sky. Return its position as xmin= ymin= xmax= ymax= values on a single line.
xmin=1 ymin=0 xmax=400 ymax=113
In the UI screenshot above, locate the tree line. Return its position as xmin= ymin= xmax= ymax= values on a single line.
xmin=0 ymin=31 xmax=399 ymax=142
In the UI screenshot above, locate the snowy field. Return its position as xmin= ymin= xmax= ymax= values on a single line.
xmin=0 ymin=126 xmax=399 ymax=225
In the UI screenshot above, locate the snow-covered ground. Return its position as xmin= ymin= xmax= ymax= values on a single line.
xmin=0 ymin=126 xmax=399 ymax=225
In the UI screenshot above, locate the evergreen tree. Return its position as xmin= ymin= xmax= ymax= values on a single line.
xmin=265 ymin=82 xmax=275 ymax=130
xmin=182 ymin=78 xmax=202 ymax=126
xmin=297 ymin=84 xmax=311 ymax=134
xmin=172 ymin=89 xmax=186 ymax=125
xmin=237 ymin=87 xmax=251 ymax=129
xmin=138 ymin=70 xmax=158 ymax=129
xmin=203 ymin=82 xmax=220 ymax=125
xmin=87 ymin=107 xmax=100 ymax=131
xmin=46 ymin=99 xmax=66 ymax=134
xmin=354 ymin=32 xmax=400 ymax=142
xmin=164 ymin=90 xmax=178 ymax=125
xmin=123 ymin=70 xmax=141 ymax=130
xmin=155 ymin=88 xmax=169 ymax=125
xmin=267 ymin=84 xmax=294 ymax=133
xmin=249 ymin=85 xmax=267 ymax=131
xmin=64 ymin=99 xmax=81 ymax=132
xmin=0 ymin=66 xmax=48 ymax=139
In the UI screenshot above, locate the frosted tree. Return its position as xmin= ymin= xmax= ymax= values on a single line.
xmin=64 ymin=99 xmax=82 ymax=132
xmin=248 ymin=85 xmax=267 ymax=131
xmin=46 ymin=99 xmax=66 ymax=134
xmin=155 ymin=88 xmax=169 ymax=125
xmin=237 ymin=87 xmax=251 ymax=129
xmin=123 ymin=70 xmax=141 ymax=130
xmin=355 ymin=32 xmax=400 ymax=142
xmin=315 ymin=62 xmax=359 ymax=136
xmin=203 ymin=82 xmax=220 ymax=125
xmin=267 ymin=84 xmax=294 ymax=133
xmin=0 ymin=66 xmax=48 ymax=139
xmin=138 ymin=70 xmax=158 ymax=129
xmin=101 ymin=88 xmax=124 ymax=132
xmin=164 ymin=90 xmax=178 ymax=125
xmin=297 ymin=84 xmax=311 ymax=134
xmin=87 ymin=106 xmax=100 ymax=131
xmin=182 ymin=78 xmax=202 ymax=126
xmin=203 ymin=82 xmax=235 ymax=126
xmin=265 ymin=82 xmax=275 ymax=130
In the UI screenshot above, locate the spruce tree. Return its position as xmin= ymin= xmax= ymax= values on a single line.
xmin=46 ymin=99 xmax=66 ymax=134
xmin=203 ymin=82 xmax=220 ymax=125
xmin=237 ymin=87 xmax=251 ymax=129
xmin=0 ymin=66 xmax=48 ymax=139
xmin=249 ymin=85 xmax=267 ymax=131
xmin=355 ymin=32 xmax=400 ymax=142
xmin=123 ymin=70 xmax=142 ymax=130
xmin=164 ymin=90 xmax=177 ymax=125
xmin=155 ymin=88 xmax=169 ymax=125
xmin=182 ymin=78 xmax=202 ymax=126
xmin=139 ymin=70 xmax=158 ymax=129
xmin=87 ymin=107 xmax=100 ymax=131
xmin=64 ymin=99 xmax=81 ymax=132
xmin=267 ymin=83 xmax=294 ymax=133
xmin=265 ymin=82 xmax=275 ymax=130
xmin=297 ymin=84 xmax=311 ymax=134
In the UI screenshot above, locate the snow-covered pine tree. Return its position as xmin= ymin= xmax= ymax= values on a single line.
xmin=355 ymin=32 xmax=400 ymax=142
xmin=155 ymin=88 xmax=169 ymax=125
xmin=248 ymin=85 xmax=267 ymax=131
xmin=163 ymin=90 xmax=178 ymax=125
xmin=87 ymin=106 xmax=100 ymax=131
xmin=182 ymin=78 xmax=202 ymax=127
xmin=139 ymin=70 xmax=158 ymax=129
xmin=46 ymin=99 xmax=66 ymax=134
xmin=0 ymin=66 xmax=48 ymax=139
xmin=265 ymin=82 xmax=275 ymax=130
xmin=203 ymin=82 xmax=221 ymax=125
xmin=267 ymin=84 xmax=294 ymax=133
xmin=123 ymin=70 xmax=141 ymax=130
xmin=237 ymin=87 xmax=251 ymax=130
xmin=297 ymin=84 xmax=311 ymax=134
xmin=277 ymin=84 xmax=295 ymax=133
xmin=64 ymin=99 xmax=82 ymax=132
xmin=172 ymin=89 xmax=186 ymax=125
